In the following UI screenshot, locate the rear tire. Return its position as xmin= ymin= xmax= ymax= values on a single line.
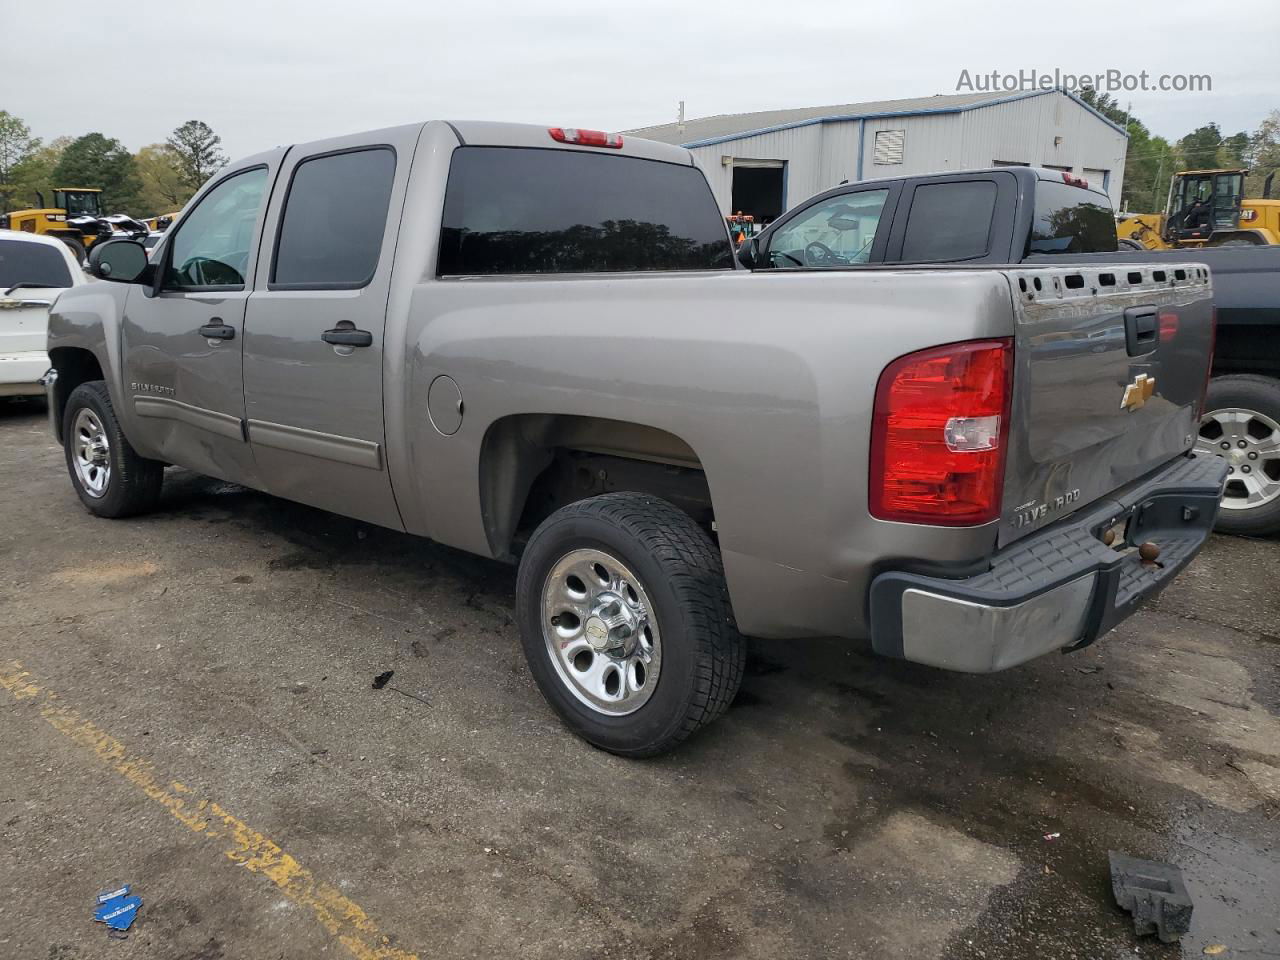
xmin=59 ymin=236 xmax=87 ymax=265
xmin=62 ymin=381 xmax=164 ymax=518
xmin=1195 ymin=374 xmax=1280 ymax=536
xmin=515 ymin=492 xmax=745 ymax=757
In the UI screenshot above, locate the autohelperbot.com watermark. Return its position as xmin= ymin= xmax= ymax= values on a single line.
xmin=956 ymin=68 xmax=1211 ymax=95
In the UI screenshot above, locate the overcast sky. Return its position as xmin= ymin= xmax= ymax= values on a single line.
xmin=8 ymin=0 xmax=1277 ymax=159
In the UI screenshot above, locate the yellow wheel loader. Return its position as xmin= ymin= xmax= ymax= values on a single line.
xmin=0 ymin=188 xmax=147 ymax=263
xmin=1118 ymin=169 xmax=1279 ymax=250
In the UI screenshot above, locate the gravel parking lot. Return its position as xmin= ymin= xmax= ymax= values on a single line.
xmin=2 ymin=399 xmax=1278 ymax=960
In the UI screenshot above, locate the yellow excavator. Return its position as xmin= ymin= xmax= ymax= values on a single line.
xmin=0 ymin=187 xmax=148 ymax=262
xmin=1118 ymin=168 xmax=1279 ymax=250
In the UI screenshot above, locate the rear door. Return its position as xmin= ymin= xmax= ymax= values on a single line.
xmin=119 ymin=160 xmax=278 ymax=483
xmin=242 ymin=126 xmax=418 ymax=530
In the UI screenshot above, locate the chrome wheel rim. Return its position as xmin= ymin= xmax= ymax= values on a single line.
xmin=1195 ymin=406 xmax=1280 ymax=510
xmin=72 ymin=407 xmax=111 ymax=498
xmin=540 ymin=548 xmax=660 ymax=716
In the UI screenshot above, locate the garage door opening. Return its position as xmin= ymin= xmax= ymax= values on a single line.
xmin=730 ymin=163 xmax=786 ymax=226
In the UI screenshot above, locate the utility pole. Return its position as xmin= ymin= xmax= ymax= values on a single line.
xmin=677 ymin=101 xmax=686 ymax=135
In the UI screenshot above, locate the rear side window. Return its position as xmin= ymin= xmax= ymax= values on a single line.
xmin=0 ymin=240 xmax=73 ymax=289
xmin=1027 ymin=182 xmax=1118 ymax=255
xmin=438 ymin=147 xmax=733 ymax=275
xmin=900 ymin=181 xmax=997 ymax=261
xmin=272 ymin=147 xmax=396 ymax=288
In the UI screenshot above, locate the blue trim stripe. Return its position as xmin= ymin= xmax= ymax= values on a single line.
xmin=679 ymin=89 xmax=1128 ymax=150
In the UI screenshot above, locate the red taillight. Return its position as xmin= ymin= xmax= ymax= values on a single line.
xmin=548 ymin=127 xmax=624 ymax=149
xmin=1061 ymin=171 xmax=1090 ymax=189
xmin=870 ymin=339 xmax=1013 ymax=526
xmin=1158 ymin=311 xmax=1179 ymax=342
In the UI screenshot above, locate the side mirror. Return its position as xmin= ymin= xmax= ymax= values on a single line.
xmin=737 ymin=237 xmax=760 ymax=269
xmin=88 ymin=239 xmax=150 ymax=283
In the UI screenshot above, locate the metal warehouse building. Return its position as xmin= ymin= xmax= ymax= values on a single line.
xmin=626 ymin=90 xmax=1128 ymax=225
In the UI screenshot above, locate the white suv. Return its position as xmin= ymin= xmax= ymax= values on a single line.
xmin=0 ymin=231 xmax=87 ymax=398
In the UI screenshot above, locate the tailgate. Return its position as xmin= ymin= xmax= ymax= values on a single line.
xmin=998 ymin=263 xmax=1213 ymax=546
xmin=0 ymin=292 xmax=54 ymax=356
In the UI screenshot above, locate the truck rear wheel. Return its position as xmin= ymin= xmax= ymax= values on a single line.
xmin=1195 ymin=374 xmax=1280 ymax=536
xmin=62 ymin=381 xmax=164 ymax=518
xmin=515 ymin=492 xmax=744 ymax=756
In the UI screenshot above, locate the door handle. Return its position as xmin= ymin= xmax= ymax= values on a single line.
xmin=321 ymin=327 xmax=373 ymax=348
xmin=1123 ymin=306 xmax=1157 ymax=356
xmin=199 ymin=320 xmax=236 ymax=340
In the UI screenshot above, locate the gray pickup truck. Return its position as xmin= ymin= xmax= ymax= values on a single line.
xmin=45 ymin=121 xmax=1227 ymax=755
xmin=744 ymin=166 xmax=1280 ymax=535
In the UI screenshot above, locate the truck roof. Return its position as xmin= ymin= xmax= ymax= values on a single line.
xmin=234 ymin=121 xmax=695 ymax=171
xmin=445 ymin=120 xmax=694 ymax=166
xmin=840 ymin=163 xmax=1112 ymax=204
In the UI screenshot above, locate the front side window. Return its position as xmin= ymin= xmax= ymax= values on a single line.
xmin=900 ymin=181 xmax=997 ymax=261
xmin=766 ymin=190 xmax=889 ymax=267
xmin=272 ymin=148 xmax=396 ymax=288
xmin=166 ymin=168 xmax=268 ymax=289
xmin=438 ymin=147 xmax=733 ymax=275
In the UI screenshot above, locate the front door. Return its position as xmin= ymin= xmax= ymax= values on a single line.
xmin=242 ymin=127 xmax=417 ymax=530
xmin=120 ymin=160 xmax=278 ymax=485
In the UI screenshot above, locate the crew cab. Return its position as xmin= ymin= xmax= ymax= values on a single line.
xmin=45 ymin=123 xmax=1226 ymax=755
xmin=744 ymin=166 xmax=1280 ymax=535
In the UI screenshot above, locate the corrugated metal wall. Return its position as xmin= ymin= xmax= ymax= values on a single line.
xmin=687 ymin=92 xmax=1128 ymax=215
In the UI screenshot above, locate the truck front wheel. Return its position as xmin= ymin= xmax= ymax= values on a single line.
xmin=1195 ymin=374 xmax=1280 ymax=536
xmin=62 ymin=381 xmax=164 ymax=518
xmin=515 ymin=492 xmax=745 ymax=756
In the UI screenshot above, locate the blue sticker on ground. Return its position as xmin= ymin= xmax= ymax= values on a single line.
xmin=95 ymin=894 xmax=142 ymax=930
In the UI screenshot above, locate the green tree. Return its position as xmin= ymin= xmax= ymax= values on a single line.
xmin=1077 ymin=87 xmax=1130 ymax=127
xmin=135 ymin=143 xmax=193 ymax=213
xmin=51 ymin=133 xmax=143 ymax=212
xmin=7 ymin=136 xmax=70 ymax=211
xmin=1218 ymin=131 xmax=1250 ymax=168
xmin=0 ymin=110 xmax=41 ymax=212
xmin=1178 ymin=123 xmax=1225 ymax=169
xmin=1246 ymin=110 xmax=1280 ymax=196
xmin=166 ymin=120 xmax=227 ymax=192
xmin=1120 ymin=119 xmax=1176 ymax=214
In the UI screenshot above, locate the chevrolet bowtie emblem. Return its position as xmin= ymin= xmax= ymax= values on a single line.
xmin=1121 ymin=373 xmax=1156 ymax=411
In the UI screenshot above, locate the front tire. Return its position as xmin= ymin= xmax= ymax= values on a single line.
xmin=1195 ymin=374 xmax=1280 ymax=536
xmin=515 ymin=492 xmax=745 ymax=757
xmin=62 ymin=381 xmax=164 ymax=518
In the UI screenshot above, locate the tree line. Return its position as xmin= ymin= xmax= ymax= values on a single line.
xmin=0 ymin=112 xmax=228 ymax=217
xmin=4 ymin=99 xmax=1280 ymax=221
xmin=1079 ymin=89 xmax=1280 ymax=213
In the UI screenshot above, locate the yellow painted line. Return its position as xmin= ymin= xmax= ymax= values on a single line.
xmin=1 ymin=661 xmax=417 ymax=960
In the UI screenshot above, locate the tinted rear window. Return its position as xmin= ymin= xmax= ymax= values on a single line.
xmin=0 ymin=239 xmax=73 ymax=289
xmin=900 ymin=181 xmax=997 ymax=261
xmin=438 ymin=147 xmax=733 ymax=275
xmin=272 ymin=147 xmax=396 ymax=288
xmin=1027 ymin=182 xmax=1117 ymax=255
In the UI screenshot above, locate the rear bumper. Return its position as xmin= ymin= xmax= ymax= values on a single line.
xmin=869 ymin=454 xmax=1228 ymax=673
xmin=0 ymin=351 xmax=50 ymax=397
